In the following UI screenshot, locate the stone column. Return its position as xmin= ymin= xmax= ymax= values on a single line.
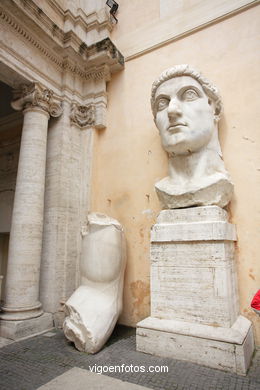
xmin=0 ymin=83 xmax=62 ymax=336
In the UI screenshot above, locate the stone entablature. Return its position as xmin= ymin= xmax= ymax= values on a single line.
xmin=0 ymin=1 xmax=124 ymax=89
xmin=5 ymin=0 xmax=114 ymax=46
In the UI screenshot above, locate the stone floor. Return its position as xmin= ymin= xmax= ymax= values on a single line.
xmin=0 ymin=325 xmax=259 ymax=390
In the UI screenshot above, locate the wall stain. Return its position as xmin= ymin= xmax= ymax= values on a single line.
xmin=114 ymin=192 xmax=130 ymax=208
xmin=243 ymin=136 xmax=255 ymax=143
xmin=248 ymin=268 xmax=255 ymax=280
xmin=130 ymin=280 xmax=150 ymax=321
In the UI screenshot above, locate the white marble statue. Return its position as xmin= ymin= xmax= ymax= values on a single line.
xmin=151 ymin=64 xmax=233 ymax=209
xmin=63 ymin=213 xmax=126 ymax=353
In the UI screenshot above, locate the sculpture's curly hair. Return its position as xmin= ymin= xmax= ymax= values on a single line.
xmin=151 ymin=64 xmax=223 ymax=120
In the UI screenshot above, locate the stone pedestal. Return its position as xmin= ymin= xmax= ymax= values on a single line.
xmin=136 ymin=206 xmax=254 ymax=375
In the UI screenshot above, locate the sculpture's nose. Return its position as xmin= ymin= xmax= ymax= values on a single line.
xmin=168 ymin=98 xmax=182 ymax=119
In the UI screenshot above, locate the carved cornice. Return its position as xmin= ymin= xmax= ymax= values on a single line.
xmin=70 ymin=103 xmax=95 ymax=128
xmin=0 ymin=8 xmax=63 ymax=69
xmin=63 ymin=7 xmax=113 ymax=33
xmin=11 ymin=83 xmax=62 ymax=117
xmin=85 ymin=64 xmax=111 ymax=82
xmin=61 ymin=60 xmax=112 ymax=83
xmin=88 ymin=38 xmax=124 ymax=68
xmin=0 ymin=3 xmax=124 ymax=82
xmin=13 ymin=0 xmax=113 ymax=37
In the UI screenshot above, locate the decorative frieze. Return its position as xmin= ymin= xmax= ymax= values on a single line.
xmin=70 ymin=103 xmax=95 ymax=128
xmin=11 ymin=83 xmax=62 ymax=117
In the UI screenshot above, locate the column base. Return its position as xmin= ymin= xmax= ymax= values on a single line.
xmin=0 ymin=302 xmax=43 ymax=321
xmin=0 ymin=312 xmax=54 ymax=340
xmin=136 ymin=315 xmax=254 ymax=375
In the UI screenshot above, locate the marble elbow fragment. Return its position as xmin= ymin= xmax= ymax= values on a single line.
xmin=63 ymin=212 xmax=126 ymax=353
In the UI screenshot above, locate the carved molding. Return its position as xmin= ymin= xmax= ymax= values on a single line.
xmin=0 ymin=6 xmax=124 ymax=82
xmin=11 ymin=83 xmax=63 ymax=117
xmin=70 ymin=103 xmax=95 ymax=128
xmin=85 ymin=64 xmax=111 ymax=82
xmin=14 ymin=0 xmax=113 ymax=37
xmin=0 ymin=8 xmax=63 ymax=69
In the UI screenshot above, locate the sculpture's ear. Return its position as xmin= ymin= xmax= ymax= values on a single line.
xmin=208 ymin=98 xmax=221 ymax=122
xmin=214 ymin=109 xmax=221 ymax=122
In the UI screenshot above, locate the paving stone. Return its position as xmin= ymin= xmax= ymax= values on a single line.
xmin=0 ymin=326 xmax=259 ymax=390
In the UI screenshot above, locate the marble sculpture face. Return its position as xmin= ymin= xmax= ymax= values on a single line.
xmin=154 ymin=76 xmax=215 ymax=155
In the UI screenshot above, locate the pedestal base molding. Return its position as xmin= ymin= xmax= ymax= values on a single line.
xmin=137 ymin=316 xmax=254 ymax=375
xmin=0 ymin=313 xmax=53 ymax=340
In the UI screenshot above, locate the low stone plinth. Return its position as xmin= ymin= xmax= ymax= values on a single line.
xmin=0 ymin=313 xmax=53 ymax=340
xmin=137 ymin=316 xmax=254 ymax=375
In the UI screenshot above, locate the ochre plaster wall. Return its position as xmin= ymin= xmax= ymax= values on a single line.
xmin=91 ymin=5 xmax=260 ymax=345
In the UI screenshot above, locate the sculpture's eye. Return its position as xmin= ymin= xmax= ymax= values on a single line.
xmin=157 ymin=97 xmax=169 ymax=111
xmin=182 ymin=89 xmax=199 ymax=101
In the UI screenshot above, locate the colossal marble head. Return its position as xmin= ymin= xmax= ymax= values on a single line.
xmin=151 ymin=65 xmax=222 ymax=155
xmin=151 ymin=65 xmax=233 ymax=209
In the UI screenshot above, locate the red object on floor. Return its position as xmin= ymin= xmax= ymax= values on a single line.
xmin=251 ymin=289 xmax=260 ymax=310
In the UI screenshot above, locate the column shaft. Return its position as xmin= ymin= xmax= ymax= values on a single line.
xmin=1 ymin=107 xmax=49 ymax=320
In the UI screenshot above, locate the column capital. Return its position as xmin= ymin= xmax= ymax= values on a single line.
xmin=11 ymin=82 xmax=63 ymax=118
xmin=70 ymin=103 xmax=95 ymax=129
